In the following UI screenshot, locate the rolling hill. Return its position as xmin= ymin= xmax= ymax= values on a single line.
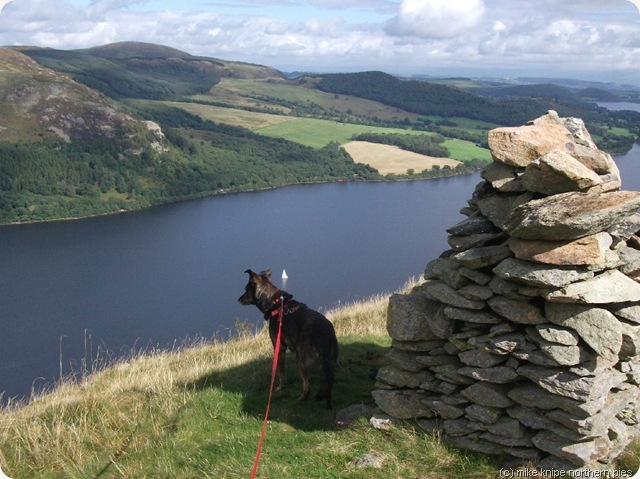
xmin=0 ymin=45 xmax=380 ymax=224
xmin=13 ymin=41 xmax=285 ymax=100
xmin=2 ymin=41 xmax=640 ymax=224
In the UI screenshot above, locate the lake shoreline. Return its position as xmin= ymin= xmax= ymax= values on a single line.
xmin=0 ymin=169 xmax=481 ymax=228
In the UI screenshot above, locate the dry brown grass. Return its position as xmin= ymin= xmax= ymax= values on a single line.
xmin=343 ymin=140 xmax=462 ymax=175
xmin=162 ymin=101 xmax=295 ymax=130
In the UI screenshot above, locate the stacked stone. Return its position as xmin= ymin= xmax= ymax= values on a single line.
xmin=372 ymin=111 xmax=640 ymax=470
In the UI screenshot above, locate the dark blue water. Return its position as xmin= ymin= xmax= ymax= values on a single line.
xmin=1 ymin=144 xmax=639 ymax=402
xmin=0 ymin=174 xmax=478 ymax=401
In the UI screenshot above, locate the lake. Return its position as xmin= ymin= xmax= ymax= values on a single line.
xmin=598 ymin=102 xmax=640 ymax=113
xmin=1 ymin=144 xmax=639 ymax=402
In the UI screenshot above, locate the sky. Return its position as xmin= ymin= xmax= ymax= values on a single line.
xmin=0 ymin=0 xmax=639 ymax=84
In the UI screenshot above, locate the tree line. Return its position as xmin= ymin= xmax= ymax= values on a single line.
xmin=0 ymin=106 xmax=381 ymax=224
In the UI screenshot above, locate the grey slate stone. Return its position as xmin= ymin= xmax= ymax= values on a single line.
xmin=487 ymin=295 xmax=546 ymax=324
xmin=460 ymin=382 xmax=514 ymax=408
xmin=517 ymin=364 xmax=627 ymax=402
xmin=421 ymin=280 xmax=486 ymax=310
xmin=451 ymin=244 xmax=513 ymax=269
xmin=545 ymin=302 xmax=623 ymax=362
xmin=504 ymin=190 xmax=640 ymax=241
xmin=493 ymin=258 xmax=594 ymax=288
xmin=545 ymin=269 xmax=640 ymax=304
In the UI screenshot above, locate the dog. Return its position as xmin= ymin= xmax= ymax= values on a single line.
xmin=238 ymin=269 xmax=339 ymax=409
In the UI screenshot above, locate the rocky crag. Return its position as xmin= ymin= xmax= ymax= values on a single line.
xmin=372 ymin=111 xmax=640 ymax=470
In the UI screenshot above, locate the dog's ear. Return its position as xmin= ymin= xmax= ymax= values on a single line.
xmin=262 ymin=269 xmax=272 ymax=279
xmin=244 ymin=269 xmax=256 ymax=277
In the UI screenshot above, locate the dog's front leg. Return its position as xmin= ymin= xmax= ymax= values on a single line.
xmin=275 ymin=345 xmax=287 ymax=392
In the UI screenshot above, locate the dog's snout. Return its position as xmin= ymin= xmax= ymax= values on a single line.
xmin=238 ymin=293 xmax=249 ymax=305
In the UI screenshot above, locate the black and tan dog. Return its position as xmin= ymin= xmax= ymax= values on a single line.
xmin=238 ymin=269 xmax=338 ymax=409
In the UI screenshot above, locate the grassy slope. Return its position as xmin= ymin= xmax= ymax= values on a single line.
xmin=1 ymin=284 xmax=639 ymax=478
xmin=0 ymin=286 xmax=497 ymax=479
xmin=161 ymin=100 xmax=493 ymax=162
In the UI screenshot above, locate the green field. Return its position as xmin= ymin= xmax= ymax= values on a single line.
xmin=443 ymin=138 xmax=493 ymax=162
xmin=161 ymin=98 xmax=494 ymax=163
xmin=256 ymin=118 xmax=439 ymax=149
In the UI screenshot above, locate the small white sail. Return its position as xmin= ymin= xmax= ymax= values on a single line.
xmin=282 ymin=269 xmax=288 ymax=279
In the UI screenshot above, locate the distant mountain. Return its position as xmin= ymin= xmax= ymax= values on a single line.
xmin=0 ymin=45 xmax=377 ymax=224
xmin=1 ymin=41 xmax=638 ymax=224
xmin=314 ymin=71 xmax=595 ymax=125
xmin=13 ymin=41 xmax=285 ymax=100
xmin=469 ymin=83 xmax=622 ymax=104
xmin=0 ymin=47 xmax=164 ymax=145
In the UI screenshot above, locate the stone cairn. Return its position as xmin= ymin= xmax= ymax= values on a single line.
xmin=372 ymin=111 xmax=640 ymax=470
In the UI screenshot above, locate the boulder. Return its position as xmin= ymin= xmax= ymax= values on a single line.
xmin=476 ymin=191 xmax=534 ymax=230
xmin=451 ymin=244 xmax=513 ymax=269
xmin=531 ymin=430 xmax=610 ymax=466
xmin=386 ymin=293 xmax=441 ymax=341
xmin=376 ymin=366 xmax=433 ymax=389
xmin=459 ymin=349 xmax=508 ymax=368
xmin=371 ymin=389 xmax=436 ymax=419
xmin=481 ymin=161 xmax=525 ymax=193
xmin=504 ymin=191 xmax=640 ymax=241
xmin=458 ymin=366 xmax=519 ymax=384
xmin=420 ymin=280 xmax=485 ymax=310
xmin=545 ymin=303 xmax=623 ymax=362
xmin=460 ymin=382 xmax=514 ymax=408
xmin=521 ymin=148 xmax=602 ymax=195
xmin=465 ymin=404 xmax=504 ymax=424
xmin=487 ymin=296 xmax=546 ymax=325
xmin=535 ymin=324 xmax=580 ymax=346
xmin=508 ymin=384 xmax=605 ymax=418
xmin=424 ymin=257 xmax=470 ymax=289
xmin=545 ymin=269 xmax=640 ymax=304
xmin=493 ymin=258 xmax=593 ymax=288
xmin=517 ymin=365 xmax=626 ymax=402
xmin=508 ymin=232 xmax=613 ymax=266
xmin=488 ymin=122 xmax=574 ymax=168
xmin=443 ymin=306 xmax=502 ymax=324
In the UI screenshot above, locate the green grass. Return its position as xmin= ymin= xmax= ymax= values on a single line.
xmin=443 ymin=139 xmax=493 ymax=162
xmin=196 ymin=78 xmax=423 ymax=122
xmin=256 ymin=118 xmax=440 ymax=149
xmin=1 ymin=283 xmax=638 ymax=478
xmin=0 ymin=285 xmax=503 ymax=479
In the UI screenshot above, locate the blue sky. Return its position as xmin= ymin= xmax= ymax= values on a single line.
xmin=1 ymin=0 xmax=639 ymax=83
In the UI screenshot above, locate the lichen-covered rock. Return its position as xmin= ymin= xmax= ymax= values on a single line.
xmin=373 ymin=112 xmax=640 ymax=470
xmin=488 ymin=122 xmax=574 ymax=168
xmin=386 ymin=293 xmax=441 ymax=341
xmin=545 ymin=303 xmax=623 ymax=362
xmin=545 ymin=270 xmax=640 ymax=304
xmin=371 ymin=389 xmax=436 ymax=419
xmin=508 ymin=233 xmax=613 ymax=266
xmin=521 ymin=148 xmax=603 ymax=195
xmin=504 ymin=191 xmax=640 ymax=241
xmin=493 ymin=258 xmax=593 ymax=288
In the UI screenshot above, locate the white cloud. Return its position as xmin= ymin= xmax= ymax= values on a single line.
xmin=0 ymin=0 xmax=638 ymax=82
xmin=627 ymin=0 xmax=640 ymax=13
xmin=386 ymin=0 xmax=487 ymax=39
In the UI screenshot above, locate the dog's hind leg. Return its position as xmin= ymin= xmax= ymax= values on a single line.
xmin=296 ymin=359 xmax=311 ymax=402
xmin=315 ymin=355 xmax=336 ymax=409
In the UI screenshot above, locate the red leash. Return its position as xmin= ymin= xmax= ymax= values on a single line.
xmin=250 ymin=298 xmax=284 ymax=479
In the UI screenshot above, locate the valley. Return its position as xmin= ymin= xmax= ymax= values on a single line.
xmin=1 ymin=41 xmax=639 ymax=224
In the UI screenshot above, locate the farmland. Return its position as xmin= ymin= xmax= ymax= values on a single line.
xmin=158 ymin=78 xmax=495 ymax=175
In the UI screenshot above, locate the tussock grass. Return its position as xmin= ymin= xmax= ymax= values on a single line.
xmin=1 ymin=278 xmax=638 ymax=478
